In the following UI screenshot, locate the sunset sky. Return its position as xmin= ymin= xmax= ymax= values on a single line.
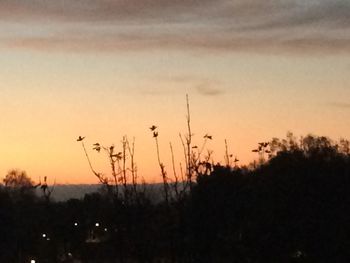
xmin=0 ymin=0 xmax=349 ymax=184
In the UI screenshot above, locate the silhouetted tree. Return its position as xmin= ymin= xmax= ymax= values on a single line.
xmin=1 ymin=133 xmax=349 ymax=262
xmin=3 ymin=169 xmax=35 ymax=188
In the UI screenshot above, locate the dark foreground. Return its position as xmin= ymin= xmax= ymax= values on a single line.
xmin=1 ymin=135 xmax=350 ymax=262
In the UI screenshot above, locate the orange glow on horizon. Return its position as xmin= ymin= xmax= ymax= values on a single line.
xmin=0 ymin=5 xmax=349 ymax=184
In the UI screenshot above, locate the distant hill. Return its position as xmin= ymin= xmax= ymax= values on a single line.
xmin=35 ymin=184 xmax=101 ymax=201
xmin=36 ymin=183 xmax=169 ymax=202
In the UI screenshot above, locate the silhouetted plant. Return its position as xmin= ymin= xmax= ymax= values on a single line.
xmin=150 ymin=125 xmax=169 ymax=204
xmin=170 ymin=142 xmax=181 ymax=200
xmin=224 ymin=139 xmax=239 ymax=169
xmin=78 ymin=135 xmax=138 ymax=202
xmin=178 ymin=95 xmax=215 ymax=192
xmin=3 ymin=169 xmax=36 ymax=189
xmin=126 ymin=136 xmax=139 ymax=200
xmin=251 ymin=141 xmax=271 ymax=167
xmin=2 ymin=132 xmax=350 ymax=262
xmin=185 ymin=94 xmax=193 ymax=188
xmin=39 ymin=176 xmax=55 ymax=202
xmin=77 ymin=136 xmax=107 ymax=185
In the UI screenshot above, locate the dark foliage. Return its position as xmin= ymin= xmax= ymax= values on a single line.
xmin=1 ymin=135 xmax=350 ymax=262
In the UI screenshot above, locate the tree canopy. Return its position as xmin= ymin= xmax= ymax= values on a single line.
xmin=3 ymin=169 xmax=35 ymax=188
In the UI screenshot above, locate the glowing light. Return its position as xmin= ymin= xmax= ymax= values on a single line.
xmin=74 ymin=222 xmax=78 ymax=226
xmin=42 ymin=233 xmax=46 ymax=238
xmin=95 ymin=222 xmax=100 ymax=227
xmin=30 ymin=260 xmax=36 ymax=263
xmin=104 ymin=228 xmax=108 ymax=232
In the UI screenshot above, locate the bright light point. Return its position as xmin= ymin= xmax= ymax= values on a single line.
xmin=30 ymin=260 xmax=36 ymax=263
xmin=74 ymin=222 xmax=78 ymax=226
xmin=104 ymin=228 xmax=108 ymax=232
xmin=95 ymin=223 xmax=100 ymax=227
xmin=42 ymin=233 xmax=46 ymax=238
xmin=46 ymin=238 xmax=51 ymax=241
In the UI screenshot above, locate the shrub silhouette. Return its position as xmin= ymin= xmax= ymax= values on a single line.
xmin=2 ymin=131 xmax=350 ymax=262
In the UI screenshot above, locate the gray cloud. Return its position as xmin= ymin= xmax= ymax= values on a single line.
xmin=0 ymin=0 xmax=349 ymax=54
xmin=196 ymin=81 xmax=224 ymax=96
xmin=0 ymin=0 xmax=214 ymax=22
xmin=145 ymin=75 xmax=224 ymax=96
xmin=329 ymin=102 xmax=350 ymax=109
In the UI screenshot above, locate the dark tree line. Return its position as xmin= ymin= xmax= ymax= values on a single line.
xmin=1 ymin=134 xmax=350 ymax=262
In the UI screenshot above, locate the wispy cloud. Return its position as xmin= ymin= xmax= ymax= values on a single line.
xmin=196 ymin=81 xmax=224 ymax=96
xmin=329 ymin=102 xmax=350 ymax=109
xmin=0 ymin=0 xmax=349 ymax=54
xmin=142 ymin=75 xmax=224 ymax=96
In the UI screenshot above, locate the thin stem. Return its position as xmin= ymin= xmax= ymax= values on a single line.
xmin=185 ymin=94 xmax=193 ymax=188
xmin=81 ymin=141 xmax=101 ymax=180
xmin=127 ymin=137 xmax=137 ymax=197
xmin=179 ymin=162 xmax=187 ymax=193
xmin=122 ymin=136 xmax=127 ymax=199
xmin=170 ymin=142 xmax=179 ymax=199
xmin=179 ymin=133 xmax=188 ymax=175
xmin=224 ymin=139 xmax=230 ymax=167
xmin=109 ymin=151 xmax=119 ymax=197
xmin=155 ymin=135 xmax=169 ymax=203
